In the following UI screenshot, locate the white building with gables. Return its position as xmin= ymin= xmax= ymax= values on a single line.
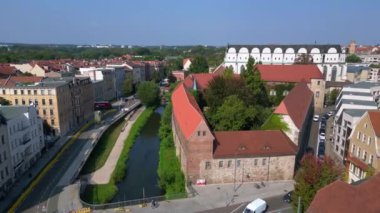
xmin=224 ymin=44 xmax=347 ymax=82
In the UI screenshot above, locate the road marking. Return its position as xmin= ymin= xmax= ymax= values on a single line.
xmin=230 ymin=202 xmax=246 ymax=213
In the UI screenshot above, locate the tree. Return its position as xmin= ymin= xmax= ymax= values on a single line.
xmin=123 ymin=75 xmax=134 ymax=96
xmin=365 ymin=165 xmax=375 ymax=178
xmin=325 ymin=89 xmax=339 ymax=106
xmin=137 ymin=81 xmax=160 ymax=107
xmin=222 ymin=66 xmax=234 ymax=79
xmin=292 ymin=155 xmax=341 ymax=212
xmin=210 ymin=95 xmax=257 ymax=131
xmin=0 ymin=97 xmax=10 ymax=106
xmin=295 ymin=53 xmax=313 ymax=64
xmin=151 ymin=71 xmax=161 ymax=83
xmin=189 ymin=56 xmax=209 ymax=73
xmin=241 ymin=57 xmax=270 ymax=107
xmin=346 ymin=54 xmax=362 ymax=63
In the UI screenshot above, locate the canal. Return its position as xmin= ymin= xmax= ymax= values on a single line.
xmin=112 ymin=107 xmax=164 ymax=201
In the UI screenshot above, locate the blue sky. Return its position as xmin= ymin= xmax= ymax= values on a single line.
xmin=0 ymin=0 xmax=378 ymax=46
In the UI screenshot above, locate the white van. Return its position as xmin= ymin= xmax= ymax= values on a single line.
xmin=243 ymin=198 xmax=267 ymax=213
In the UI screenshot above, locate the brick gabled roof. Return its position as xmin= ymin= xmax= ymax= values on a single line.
xmin=0 ymin=76 xmax=43 ymax=87
xmin=0 ymin=65 xmax=17 ymax=76
xmin=368 ymin=110 xmax=380 ymax=137
xmin=183 ymin=73 xmax=217 ymax=91
xmin=213 ymin=130 xmax=297 ymax=158
xmin=308 ymin=173 xmax=380 ymax=213
xmin=256 ymin=64 xmax=323 ymax=83
xmin=274 ymin=82 xmax=313 ymax=129
xmin=172 ymin=83 xmax=205 ymax=140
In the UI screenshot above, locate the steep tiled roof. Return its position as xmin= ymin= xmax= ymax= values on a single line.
xmin=256 ymin=65 xmax=323 ymax=83
xmin=308 ymin=173 xmax=380 ymax=213
xmin=212 ymin=64 xmax=226 ymax=75
xmin=213 ymin=130 xmax=297 ymax=158
xmin=0 ymin=65 xmax=17 ymax=76
xmin=368 ymin=110 xmax=380 ymax=137
xmin=274 ymin=82 xmax=313 ymax=129
xmin=172 ymin=83 xmax=204 ymax=140
xmin=183 ymin=74 xmax=217 ymax=91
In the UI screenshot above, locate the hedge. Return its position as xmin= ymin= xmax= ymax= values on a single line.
xmin=157 ymin=103 xmax=186 ymax=197
xmin=82 ymin=184 xmax=118 ymax=204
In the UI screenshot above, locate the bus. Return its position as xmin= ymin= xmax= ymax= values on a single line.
xmin=94 ymin=101 xmax=112 ymax=110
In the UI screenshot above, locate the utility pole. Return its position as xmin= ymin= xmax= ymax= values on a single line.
xmin=297 ymin=196 xmax=302 ymax=213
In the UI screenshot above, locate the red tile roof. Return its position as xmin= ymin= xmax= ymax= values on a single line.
xmin=172 ymin=83 xmax=204 ymax=140
xmin=212 ymin=64 xmax=226 ymax=75
xmin=256 ymin=64 xmax=323 ymax=83
xmin=0 ymin=76 xmax=43 ymax=87
xmin=0 ymin=65 xmax=17 ymax=76
xmin=308 ymin=173 xmax=380 ymax=213
xmin=274 ymin=82 xmax=313 ymax=129
xmin=213 ymin=130 xmax=297 ymax=158
xmin=183 ymin=74 xmax=217 ymax=91
xmin=368 ymin=110 xmax=380 ymax=137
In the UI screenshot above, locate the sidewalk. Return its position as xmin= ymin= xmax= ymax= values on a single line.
xmin=85 ymin=107 xmax=145 ymax=184
xmin=94 ymin=181 xmax=294 ymax=213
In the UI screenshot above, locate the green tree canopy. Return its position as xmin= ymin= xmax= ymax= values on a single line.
xmin=241 ymin=57 xmax=270 ymax=107
xmin=189 ymin=56 xmax=209 ymax=73
xmin=211 ymin=95 xmax=257 ymax=131
xmin=0 ymin=97 xmax=10 ymax=106
xmin=137 ymin=81 xmax=160 ymax=107
xmin=346 ymin=54 xmax=362 ymax=63
xmin=292 ymin=155 xmax=341 ymax=212
xmin=123 ymin=75 xmax=134 ymax=96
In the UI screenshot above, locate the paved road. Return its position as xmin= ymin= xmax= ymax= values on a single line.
xmin=198 ymin=195 xmax=293 ymax=213
xmin=17 ymin=110 xmax=121 ymax=213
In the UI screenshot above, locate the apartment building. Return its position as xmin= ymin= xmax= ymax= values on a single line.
xmin=78 ymin=67 xmax=116 ymax=101
xmin=347 ymin=111 xmax=380 ymax=183
xmin=0 ymin=117 xmax=13 ymax=198
xmin=0 ymin=76 xmax=94 ymax=137
xmin=333 ymin=82 xmax=380 ymax=161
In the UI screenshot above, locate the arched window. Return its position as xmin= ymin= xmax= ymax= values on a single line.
xmin=323 ymin=66 xmax=328 ymax=79
xmin=331 ymin=66 xmax=337 ymax=81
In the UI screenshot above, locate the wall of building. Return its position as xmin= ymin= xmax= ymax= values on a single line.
xmin=309 ymin=79 xmax=326 ymax=113
xmin=0 ymin=124 xmax=13 ymax=197
xmin=199 ymin=155 xmax=295 ymax=184
xmin=348 ymin=113 xmax=380 ymax=183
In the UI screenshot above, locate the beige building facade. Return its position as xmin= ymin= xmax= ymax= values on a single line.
xmin=347 ymin=111 xmax=380 ymax=183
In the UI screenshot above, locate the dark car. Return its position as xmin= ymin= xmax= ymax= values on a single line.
xmin=283 ymin=191 xmax=293 ymax=203
xmin=318 ymin=142 xmax=325 ymax=157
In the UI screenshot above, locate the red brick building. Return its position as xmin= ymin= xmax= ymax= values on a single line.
xmin=171 ymin=82 xmax=298 ymax=184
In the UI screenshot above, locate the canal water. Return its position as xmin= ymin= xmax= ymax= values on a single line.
xmin=112 ymin=107 xmax=164 ymax=202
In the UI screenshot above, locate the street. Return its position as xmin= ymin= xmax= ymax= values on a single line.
xmin=198 ymin=195 xmax=293 ymax=213
xmin=16 ymin=109 xmax=121 ymax=213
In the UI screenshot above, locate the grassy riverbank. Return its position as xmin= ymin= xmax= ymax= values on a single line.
xmin=157 ymin=103 xmax=186 ymax=197
xmin=81 ymin=117 xmax=126 ymax=175
xmin=82 ymin=108 xmax=154 ymax=204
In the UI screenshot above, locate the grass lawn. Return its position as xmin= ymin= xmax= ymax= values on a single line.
xmin=82 ymin=184 xmax=118 ymax=204
xmin=260 ymin=114 xmax=289 ymax=131
xmin=81 ymin=117 xmax=126 ymax=174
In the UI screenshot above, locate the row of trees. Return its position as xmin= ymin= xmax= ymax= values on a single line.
xmin=203 ymin=57 xmax=271 ymax=131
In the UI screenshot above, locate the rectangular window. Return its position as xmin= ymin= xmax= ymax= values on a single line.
xmin=49 ymin=99 xmax=53 ymax=105
xmin=15 ymin=99 xmax=19 ymax=105
xmin=227 ymin=160 xmax=232 ymax=168
xmin=48 ymin=89 xmax=52 ymax=95
xmin=2 ymin=89 xmax=5 ymax=94
xmin=362 ymin=135 xmax=366 ymax=143
xmin=43 ymin=109 xmax=46 ymax=116
xmin=197 ymin=131 xmax=201 ymax=136
xmin=42 ymin=99 xmax=46 ymax=105
xmin=1 ymin=135 xmax=4 ymax=145
xmin=316 ymin=91 xmax=320 ymax=98
xmin=41 ymin=90 xmax=45 ymax=95
xmin=357 ymin=147 xmax=361 ymax=158
xmin=357 ymin=132 xmax=361 ymax=140
xmin=205 ymin=161 xmax=211 ymax=170
xmin=236 ymin=160 xmax=241 ymax=167
xmin=369 ymin=155 xmax=374 ymax=165
xmin=5 ymin=167 xmax=8 ymax=176
xmin=363 ymin=151 xmax=367 ymax=161
xmin=368 ymin=137 xmax=372 ymax=145
xmin=254 ymin=159 xmax=258 ymax=166
xmin=219 ymin=161 xmax=223 ymax=168
xmin=14 ymin=90 xmax=17 ymax=95
xmin=262 ymin=158 xmax=266 ymax=166
xmin=50 ymin=109 xmax=54 ymax=116
xmin=51 ymin=119 xmax=55 ymax=125
xmin=33 ymin=90 xmax=37 ymax=95
xmin=317 ymin=81 xmax=320 ymax=85
xmin=28 ymin=90 xmax=31 ymax=95
xmin=352 ymin=145 xmax=356 ymax=154
xmin=21 ymin=90 xmax=24 ymax=95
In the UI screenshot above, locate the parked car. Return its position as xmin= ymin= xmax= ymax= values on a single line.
xmin=283 ymin=191 xmax=293 ymax=203
xmin=319 ymin=129 xmax=326 ymax=140
xmin=313 ymin=115 xmax=320 ymax=122
xmin=243 ymin=199 xmax=267 ymax=213
xmin=320 ymin=122 xmax=326 ymax=129
xmin=318 ymin=142 xmax=325 ymax=157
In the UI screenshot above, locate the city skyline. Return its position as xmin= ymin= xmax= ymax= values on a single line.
xmin=0 ymin=0 xmax=379 ymax=46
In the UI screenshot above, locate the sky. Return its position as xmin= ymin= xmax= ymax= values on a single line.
xmin=0 ymin=0 xmax=379 ymax=46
